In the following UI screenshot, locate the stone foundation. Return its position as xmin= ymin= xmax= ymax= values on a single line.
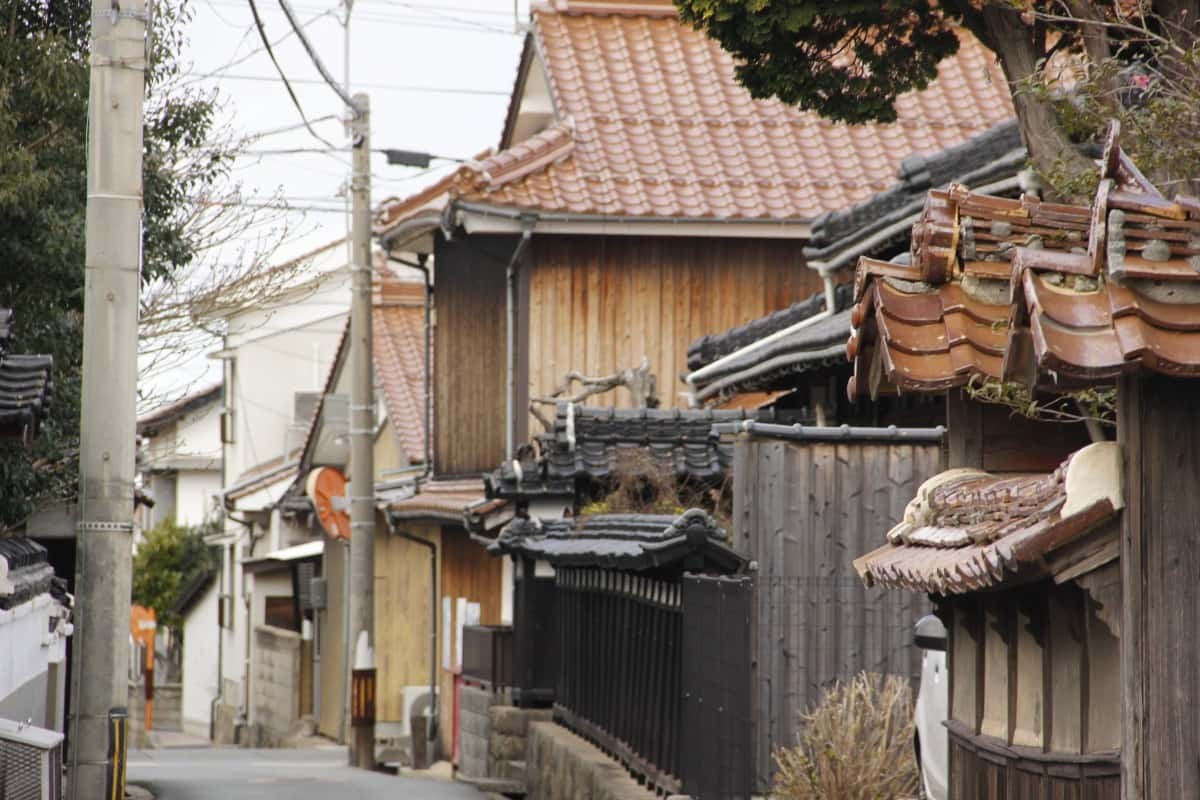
xmin=457 ymin=686 xmax=553 ymax=792
xmin=527 ymin=721 xmax=657 ymax=800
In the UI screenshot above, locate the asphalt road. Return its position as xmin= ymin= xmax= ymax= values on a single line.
xmin=128 ymin=746 xmax=484 ymax=800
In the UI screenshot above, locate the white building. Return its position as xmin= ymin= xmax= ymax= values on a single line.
xmin=208 ymin=239 xmax=351 ymax=743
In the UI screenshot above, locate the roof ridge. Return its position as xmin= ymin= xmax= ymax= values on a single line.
xmin=533 ymin=0 xmax=677 ymax=18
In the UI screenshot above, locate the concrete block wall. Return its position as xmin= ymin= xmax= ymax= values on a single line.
xmin=458 ymin=685 xmax=503 ymax=779
xmin=527 ymin=721 xmax=658 ymax=800
xmin=127 ymin=681 xmax=183 ymax=744
xmin=250 ymin=624 xmax=301 ymax=746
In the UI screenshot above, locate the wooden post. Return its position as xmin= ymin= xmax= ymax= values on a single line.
xmin=1118 ymin=374 xmax=1200 ymax=798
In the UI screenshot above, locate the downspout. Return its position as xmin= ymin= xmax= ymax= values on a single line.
xmin=505 ymin=220 xmax=535 ymax=460
xmin=685 ymin=268 xmax=838 ymax=389
xmin=384 ymin=514 xmax=439 ymax=745
xmin=339 ymin=538 xmax=351 ymax=742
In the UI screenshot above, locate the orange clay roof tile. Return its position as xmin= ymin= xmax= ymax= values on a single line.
xmin=377 ymin=2 xmax=1014 ymax=232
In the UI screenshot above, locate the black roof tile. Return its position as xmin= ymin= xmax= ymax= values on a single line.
xmin=487 ymin=508 xmax=744 ymax=572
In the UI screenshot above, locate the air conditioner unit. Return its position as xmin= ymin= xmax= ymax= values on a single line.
xmin=0 ymin=718 xmax=64 ymax=800
xmin=400 ymin=686 xmax=436 ymax=737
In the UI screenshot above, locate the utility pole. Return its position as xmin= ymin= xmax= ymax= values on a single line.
xmin=69 ymin=0 xmax=146 ymax=797
xmin=347 ymin=92 xmax=377 ymax=770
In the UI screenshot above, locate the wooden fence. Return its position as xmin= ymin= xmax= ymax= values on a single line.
xmin=731 ymin=431 xmax=943 ymax=792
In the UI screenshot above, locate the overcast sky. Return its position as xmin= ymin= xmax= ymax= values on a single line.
xmin=152 ymin=0 xmax=529 ymax=398
xmin=182 ymin=0 xmax=530 ymax=255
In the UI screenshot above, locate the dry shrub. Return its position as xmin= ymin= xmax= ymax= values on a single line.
xmin=772 ymin=672 xmax=918 ymax=800
xmin=577 ymin=448 xmax=733 ymax=530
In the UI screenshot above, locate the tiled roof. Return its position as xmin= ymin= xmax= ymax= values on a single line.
xmin=685 ymin=285 xmax=855 ymax=403
xmin=488 ymin=508 xmax=743 ymax=572
xmin=0 ymin=537 xmax=57 ymax=610
xmin=853 ymin=442 xmax=1122 ymax=594
xmin=373 ymin=281 xmax=427 ymax=464
xmin=485 ymin=403 xmax=774 ymax=498
xmin=378 ymin=3 xmax=1013 ymax=232
xmin=225 ymin=453 xmax=301 ymax=502
xmin=137 ymin=383 xmax=221 ymax=434
xmin=848 ymin=124 xmax=1200 ymax=396
xmin=385 ymin=479 xmax=510 ymax=531
xmin=0 ymin=310 xmax=53 ymax=443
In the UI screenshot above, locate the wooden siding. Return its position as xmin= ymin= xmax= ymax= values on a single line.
xmin=526 ymin=236 xmax=821 ymax=418
xmin=374 ymin=523 xmax=440 ymax=726
xmin=732 ymin=435 xmax=941 ymax=792
xmin=318 ymin=533 xmax=346 ymax=740
xmin=433 ymin=234 xmax=512 ymax=477
xmin=1118 ymin=375 xmax=1200 ymax=799
xmin=438 ymin=525 xmax=504 ymax=756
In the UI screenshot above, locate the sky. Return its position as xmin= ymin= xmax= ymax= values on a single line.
xmin=152 ymin=0 xmax=530 ymax=397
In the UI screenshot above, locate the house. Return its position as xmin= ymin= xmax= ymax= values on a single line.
xmin=0 ymin=309 xmax=68 ymax=745
xmin=848 ymin=124 xmax=1200 ymax=798
xmin=136 ymin=382 xmax=222 ymax=530
xmin=374 ymin=0 xmax=1016 ymax=474
xmin=205 ymin=238 xmax=351 ymax=743
xmin=361 ymin=0 xmax=1019 ymax=784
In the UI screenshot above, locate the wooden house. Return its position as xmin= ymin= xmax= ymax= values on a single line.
xmin=849 ymin=124 xmax=1200 ymax=798
xmin=373 ymin=0 xmax=1016 ymax=478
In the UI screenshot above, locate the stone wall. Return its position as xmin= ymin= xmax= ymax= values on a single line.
xmin=457 ymin=686 xmax=552 ymax=791
xmin=250 ymin=624 xmax=301 ymax=746
xmin=126 ymin=681 xmax=183 ymax=746
xmin=526 ymin=720 xmax=657 ymax=800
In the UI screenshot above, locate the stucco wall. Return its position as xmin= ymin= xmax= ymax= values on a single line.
xmin=182 ymin=579 xmax=219 ymax=738
xmin=0 ymin=593 xmax=69 ymax=731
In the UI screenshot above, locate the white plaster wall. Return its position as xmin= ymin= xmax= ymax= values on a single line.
xmin=224 ymin=270 xmax=350 ymax=481
xmin=0 ymin=594 xmax=70 ymax=729
xmin=181 ymin=580 xmax=219 ymax=738
xmin=176 ymin=470 xmax=221 ymax=527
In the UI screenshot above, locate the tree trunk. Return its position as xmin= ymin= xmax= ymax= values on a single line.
xmin=956 ymin=3 xmax=1095 ymax=201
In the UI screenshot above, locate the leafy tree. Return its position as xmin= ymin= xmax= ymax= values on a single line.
xmin=0 ymin=0 xmax=234 ymax=526
xmin=132 ymin=518 xmax=217 ymax=633
xmin=675 ymin=1 xmax=1200 ymax=198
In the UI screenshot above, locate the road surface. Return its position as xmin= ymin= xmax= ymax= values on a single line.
xmin=128 ymin=746 xmax=484 ymax=799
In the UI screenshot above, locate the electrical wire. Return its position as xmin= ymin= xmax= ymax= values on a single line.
xmin=247 ymin=0 xmax=341 ymax=149
xmin=190 ymin=72 xmax=510 ymax=96
xmin=275 ymin=0 xmax=356 ymax=111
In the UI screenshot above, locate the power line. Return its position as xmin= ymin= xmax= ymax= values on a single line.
xmin=247 ymin=0 xmax=340 ymax=149
xmin=276 ymin=0 xmax=356 ymax=110
xmin=191 ymin=71 xmax=509 ymax=96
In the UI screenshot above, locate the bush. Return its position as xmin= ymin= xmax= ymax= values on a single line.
xmin=132 ymin=518 xmax=217 ymax=634
xmin=772 ymin=672 xmax=918 ymax=800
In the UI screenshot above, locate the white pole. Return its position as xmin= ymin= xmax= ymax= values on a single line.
xmin=70 ymin=0 xmax=147 ymax=796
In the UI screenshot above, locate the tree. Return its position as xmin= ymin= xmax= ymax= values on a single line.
xmin=0 ymin=0 xmax=302 ymax=525
xmin=675 ymin=1 xmax=1200 ymax=198
xmin=132 ymin=518 xmax=217 ymax=634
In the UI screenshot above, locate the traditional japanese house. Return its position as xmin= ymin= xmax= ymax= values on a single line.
xmin=849 ymin=124 xmax=1200 ymax=799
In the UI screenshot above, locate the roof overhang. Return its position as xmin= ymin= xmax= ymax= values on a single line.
xmin=242 ymin=539 xmax=324 ymax=574
xmin=453 ymin=202 xmax=813 ymax=240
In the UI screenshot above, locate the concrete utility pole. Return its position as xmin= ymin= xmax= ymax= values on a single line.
xmin=69 ymin=0 xmax=146 ymax=797
xmin=346 ymin=92 xmax=377 ymax=770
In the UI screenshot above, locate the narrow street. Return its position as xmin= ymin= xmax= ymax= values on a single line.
xmin=127 ymin=746 xmax=484 ymax=800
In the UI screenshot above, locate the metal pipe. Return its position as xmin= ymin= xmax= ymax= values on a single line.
xmin=385 ymin=516 xmax=439 ymax=747
xmin=339 ymin=538 xmax=351 ymax=743
xmin=505 ymin=223 xmax=534 ymax=460
xmin=710 ymin=421 xmax=946 ymax=443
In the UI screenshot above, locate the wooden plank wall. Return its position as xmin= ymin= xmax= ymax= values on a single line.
xmin=438 ymin=525 xmax=504 ymax=757
xmin=433 ymin=234 xmax=512 ymax=477
xmin=732 ymin=435 xmax=941 ymax=792
xmin=1119 ymin=375 xmax=1200 ymax=799
xmin=317 ymin=533 xmax=345 ymax=740
xmin=526 ymin=236 xmax=821 ymax=418
xmin=374 ymin=522 xmax=440 ymax=726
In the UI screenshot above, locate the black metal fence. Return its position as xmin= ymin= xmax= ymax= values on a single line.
xmin=554 ymin=566 xmax=684 ymax=794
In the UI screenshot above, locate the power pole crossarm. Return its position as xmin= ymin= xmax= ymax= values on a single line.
xmin=347 ymin=92 xmax=377 ymax=770
xmin=70 ymin=0 xmax=146 ymax=797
